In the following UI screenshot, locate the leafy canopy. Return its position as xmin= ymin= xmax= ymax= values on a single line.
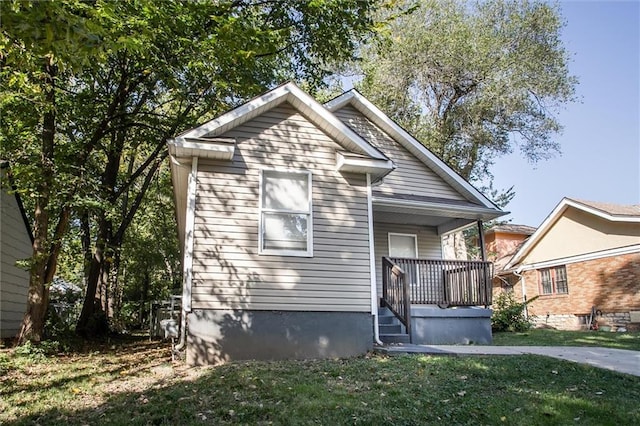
xmin=356 ymin=0 xmax=578 ymax=182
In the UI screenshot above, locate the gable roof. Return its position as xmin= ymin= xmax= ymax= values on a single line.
xmin=568 ymin=198 xmax=640 ymax=218
xmin=504 ymin=197 xmax=640 ymax=271
xmin=171 ymin=81 xmax=389 ymax=161
xmin=324 ymin=89 xmax=501 ymax=211
xmin=168 ymin=83 xmax=506 ymax=248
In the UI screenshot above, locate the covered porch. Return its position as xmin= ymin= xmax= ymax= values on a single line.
xmin=371 ymin=192 xmax=504 ymax=344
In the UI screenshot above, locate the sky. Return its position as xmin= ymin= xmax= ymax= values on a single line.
xmin=490 ymin=0 xmax=640 ymax=227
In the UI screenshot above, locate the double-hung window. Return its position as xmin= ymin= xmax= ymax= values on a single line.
xmin=259 ymin=170 xmax=312 ymax=256
xmin=539 ymin=265 xmax=569 ymax=295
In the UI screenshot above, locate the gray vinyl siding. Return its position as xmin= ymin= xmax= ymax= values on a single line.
xmin=373 ymin=223 xmax=442 ymax=296
xmin=192 ymin=103 xmax=372 ymax=312
xmin=1 ymin=178 xmax=31 ymax=338
xmin=333 ymin=106 xmax=466 ymax=201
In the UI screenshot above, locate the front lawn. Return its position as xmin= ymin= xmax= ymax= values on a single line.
xmin=493 ymin=329 xmax=640 ymax=351
xmin=1 ymin=337 xmax=639 ymax=425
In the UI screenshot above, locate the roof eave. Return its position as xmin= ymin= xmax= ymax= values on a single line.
xmin=179 ymin=82 xmax=388 ymax=162
xmin=325 ymin=90 xmax=501 ymax=211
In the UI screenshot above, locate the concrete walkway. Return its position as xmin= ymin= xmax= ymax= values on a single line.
xmin=376 ymin=345 xmax=640 ymax=377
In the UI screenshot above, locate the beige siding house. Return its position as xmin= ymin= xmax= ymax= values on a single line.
xmin=168 ymin=83 xmax=504 ymax=364
xmin=501 ymin=198 xmax=640 ymax=330
xmin=1 ymin=163 xmax=32 ymax=339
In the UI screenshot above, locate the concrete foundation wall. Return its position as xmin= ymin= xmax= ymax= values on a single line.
xmin=187 ymin=310 xmax=373 ymax=365
xmin=410 ymin=306 xmax=492 ymax=345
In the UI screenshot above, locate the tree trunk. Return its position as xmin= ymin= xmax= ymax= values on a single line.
xmin=76 ymin=217 xmax=110 ymax=336
xmin=76 ymin=130 xmax=122 ymax=336
xmin=16 ymin=57 xmax=57 ymax=345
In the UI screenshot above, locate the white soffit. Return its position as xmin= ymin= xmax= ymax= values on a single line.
xmin=336 ymin=151 xmax=394 ymax=181
xmin=168 ymin=154 xmax=191 ymax=252
xmin=325 ymin=90 xmax=500 ymax=210
xmin=168 ymin=137 xmax=236 ymax=161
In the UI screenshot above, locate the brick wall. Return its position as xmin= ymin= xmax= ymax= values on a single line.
xmin=516 ymin=252 xmax=640 ymax=329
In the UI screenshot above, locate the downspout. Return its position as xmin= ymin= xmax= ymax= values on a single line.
xmin=513 ymin=268 xmax=527 ymax=319
xmin=367 ymin=174 xmax=383 ymax=345
xmin=175 ymin=156 xmax=198 ymax=352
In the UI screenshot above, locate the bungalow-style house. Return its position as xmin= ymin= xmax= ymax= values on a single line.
xmin=486 ymin=224 xmax=536 ymax=293
xmin=1 ymin=161 xmax=32 ymax=339
xmin=168 ymin=82 xmax=505 ymax=365
xmin=501 ymin=198 xmax=640 ymax=330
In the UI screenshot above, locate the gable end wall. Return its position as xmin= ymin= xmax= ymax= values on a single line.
xmin=522 ymin=207 xmax=640 ymax=264
xmin=1 ymin=179 xmax=31 ymax=338
xmin=333 ymin=106 xmax=465 ymax=201
xmin=191 ymin=103 xmax=372 ymax=313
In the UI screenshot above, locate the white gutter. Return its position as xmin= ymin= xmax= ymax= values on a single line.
xmin=513 ymin=269 xmax=527 ymax=319
xmin=175 ymin=157 xmax=198 ymax=352
xmin=367 ymin=173 xmax=383 ymax=345
xmin=372 ymin=196 xmax=505 ymax=220
xmin=512 ymin=244 xmax=640 ymax=273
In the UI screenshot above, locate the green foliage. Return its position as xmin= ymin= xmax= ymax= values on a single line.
xmin=492 ymin=291 xmax=537 ymax=332
xmin=13 ymin=340 xmax=57 ymax=360
xmin=356 ymin=0 xmax=578 ymax=185
xmin=2 ymin=0 xmax=383 ymax=340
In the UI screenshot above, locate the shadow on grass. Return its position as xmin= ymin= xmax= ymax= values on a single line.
xmin=5 ymin=353 xmax=640 ymax=425
xmin=2 ymin=337 xmax=171 ymax=398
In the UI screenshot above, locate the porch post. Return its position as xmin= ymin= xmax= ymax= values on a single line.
xmin=477 ymin=220 xmax=486 ymax=261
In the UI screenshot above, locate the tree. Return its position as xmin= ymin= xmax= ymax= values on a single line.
xmin=355 ymin=0 xmax=578 ymax=184
xmin=1 ymin=0 xmax=116 ymax=343
xmin=1 ymin=0 xmax=384 ymax=342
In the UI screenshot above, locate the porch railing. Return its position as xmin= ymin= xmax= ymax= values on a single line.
xmin=381 ymin=257 xmax=411 ymax=339
xmin=384 ymin=257 xmax=493 ymax=307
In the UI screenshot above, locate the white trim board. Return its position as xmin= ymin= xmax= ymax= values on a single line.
xmin=515 ymin=244 xmax=640 ymax=273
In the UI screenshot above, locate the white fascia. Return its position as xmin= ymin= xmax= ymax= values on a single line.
xmin=515 ymin=244 xmax=640 ymax=273
xmin=176 ymin=82 xmax=388 ymax=162
xmin=372 ymin=196 xmax=506 ymax=221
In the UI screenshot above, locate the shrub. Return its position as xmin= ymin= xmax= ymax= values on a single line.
xmin=492 ymin=292 xmax=537 ymax=332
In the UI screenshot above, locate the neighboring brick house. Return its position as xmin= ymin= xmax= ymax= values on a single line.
xmin=486 ymin=224 xmax=536 ymax=293
xmin=499 ymin=198 xmax=640 ymax=330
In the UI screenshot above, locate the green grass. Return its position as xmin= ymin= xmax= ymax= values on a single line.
xmin=493 ymin=329 xmax=640 ymax=351
xmin=1 ymin=337 xmax=639 ymax=425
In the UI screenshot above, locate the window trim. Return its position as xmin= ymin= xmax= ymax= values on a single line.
xmin=387 ymin=233 xmax=419 ymax=258
xmin=538 ymin=265 xmax=569 ymax=295
xmin=258 ymin=168 xmax=313 ymax=257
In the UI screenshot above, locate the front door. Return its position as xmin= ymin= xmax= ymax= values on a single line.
xmin=388 ymin=233 xmax=419 ymax=293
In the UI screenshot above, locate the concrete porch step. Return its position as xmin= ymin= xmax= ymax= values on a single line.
xmin=379 ymin=323 xmax=402 ymax=334
xmin=379 ymin=333 xmax=411 ymax=344
xmin=378 ymin=314 xmax=398 ymax=325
